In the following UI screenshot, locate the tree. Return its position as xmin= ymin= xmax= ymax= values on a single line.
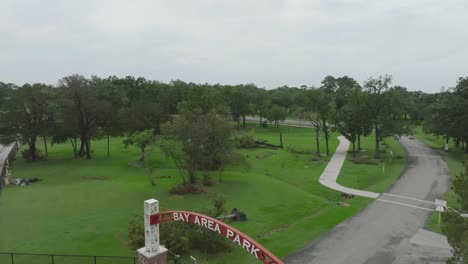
xmin=162 ymin=110 xmax=235 ymax=185
xmin=297 ymin=88 xmax=325 ymax=157
xmin=364 ymin=75 xmax=410 ymax=158
xmin=0 ymin=83 xmax=54 ymax=161
xmin=224 ymin=86 xmax=251 ymax=128
xmin=335 ymin=88 xmax=372 ymax=157
xmin=0 ymin=82 xmax=15 ymax=110
xmin=443 ymin=162 xmax=468 ymax=263
xmin=58 ymin=74 xmax=112 ymax=159
xmin=266 ymin=105 xmax=287 ymax=128
xmin=123 ymin=129 xmax=156 ymax=162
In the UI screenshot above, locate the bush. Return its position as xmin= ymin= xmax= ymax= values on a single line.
xmin=211 ymin=194 xmax=226 ymax=218
xmin=234 ymin=132 xmax=257 ymax=149
xmin=21 ymin=149 xmax=42 ymax=161
xmin=191 ymin=227 xmax=232 ymax=254
xmin=352 ymin=156 xmax=379 ymax=165
xmin=160 ymin=221 xmax=191 ymax=254
xmin=128 ymin=216 xmax=144 ymax=250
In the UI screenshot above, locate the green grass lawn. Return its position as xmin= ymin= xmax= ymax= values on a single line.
xmin=0 ymin=122 xmax=402 ymax=263
xmin=411 ymin=127 xmax=466 ymax=234
xmin=337 ymin=135 xmax=407 ymax=193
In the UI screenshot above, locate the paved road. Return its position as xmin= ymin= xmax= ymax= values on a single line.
xmin=285 ymin=137 xmax=452 ymax=264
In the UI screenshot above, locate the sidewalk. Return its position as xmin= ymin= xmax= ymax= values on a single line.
xmin=319 ymin=136 xmax=380 ymax=199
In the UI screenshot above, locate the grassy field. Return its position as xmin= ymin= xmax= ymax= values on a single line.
xmin=0 ymin=122 xmax=403 ymax=264
xmin=411 ymin=127 xmax=466 ymax=234
xmin=336 ymin=135 xmax=407 ymax=193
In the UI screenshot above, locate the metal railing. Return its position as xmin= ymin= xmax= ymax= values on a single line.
xmin=0 ymin=142 xmax=19 ymax=191
xmin=0 ymin=251 xmax=191 ymax=264
xmin=0 ymin=252 xmax=138 ymax=264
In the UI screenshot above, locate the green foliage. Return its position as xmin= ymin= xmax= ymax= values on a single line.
xmin=211 ymin=194 xmax=226 ymax=218
xmin=128 ymin=216 xmax=145 ymax=250
xmin=160 ymin=221 xmax=192 ymax=255
xmin=0 ymin=83 xmax=54 ymax=161
xmin=162 ymin=110 xmax=235 ymax=185
xmin=234 ymin=132 xmax=257 ymax=149
xmin=266 ymin=105 xmax=287 ymax=128
xmin=443 ymin=163 xmax=468 ymax=263
xmin=452 ymin=168 xmax=468 ymax=212
xmin=123 ymin=129 xmax=156 ymax=162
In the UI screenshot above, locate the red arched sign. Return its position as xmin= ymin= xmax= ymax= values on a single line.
xmin=150 ymin=211 xmax=283 ymax=264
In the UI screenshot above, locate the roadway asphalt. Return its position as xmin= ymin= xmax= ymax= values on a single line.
xmin=284 ymin=136 xmax=453 ymax=264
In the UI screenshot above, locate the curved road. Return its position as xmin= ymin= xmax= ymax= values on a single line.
xmin=285 ymin=136 xmax=452 ymax=264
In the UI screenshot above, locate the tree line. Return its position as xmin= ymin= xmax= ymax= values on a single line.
xmin=0 ymin=74 xmax=425 ymax=162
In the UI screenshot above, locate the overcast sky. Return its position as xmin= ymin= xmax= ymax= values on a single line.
xmin=1 ymin=0 xmax=467 ymax=92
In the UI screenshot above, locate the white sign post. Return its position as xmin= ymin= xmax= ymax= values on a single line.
xmin=435 ymin=199 xmax=447 ymax=225
xmin=137 ymin=199 xmax=168 ymax=264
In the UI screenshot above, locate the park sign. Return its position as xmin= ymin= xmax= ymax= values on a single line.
xmin=150 ymin=210 xmax=283 ymax=264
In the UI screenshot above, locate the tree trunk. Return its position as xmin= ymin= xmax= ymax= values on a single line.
xmin=357 ymin=134 xmax=361 ymax=151
xmin=324 ymin=127 xmax=329 ymax=156
xmin=260 ymin=115 xmax=263 ymax=126
xmin=30 ymin=136 xmax=37 ymax=161
xmin=242 ymin=115 xmax=246 ymax=128
xmin=280 ymin=130 xmax=283 ymax=149
xmin=85 ymin=138 xmax=91 ymax=160
xmin=374 ymin=127 xmax=380 ymax=159
xmin=188 ymin=161 xmax=197 ymax=184
xmin=70 ymin=138 xmax=78 ymax=158
xmin=79 ymin=138 xmax=85 ymax=157
xmin=237 ymin=116 xmax=240 ymax=127
xmin=462 ymin=140 xmax=465 ymax=151
xmin=315 ymin=127 xmax=320 ymax=157
xmin=43 ymin=136 xmax=48 ymax=158
xmin=352 ymin=141 xmax=356 ymax=158
xmin=140 ymin=145 xmax=145 ymax=161
xmin=107 ymin=135 xmax=110 ymax=157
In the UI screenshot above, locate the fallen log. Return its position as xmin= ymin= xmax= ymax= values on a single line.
xmin=254 ymin=141 xmax=282 ymax=149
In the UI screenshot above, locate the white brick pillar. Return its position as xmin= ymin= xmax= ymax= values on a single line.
xmin=137 ymin=199 xmax=168 ymax=264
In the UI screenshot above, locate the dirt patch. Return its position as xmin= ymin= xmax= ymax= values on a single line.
xmin=81 ymin=176 xmax=107 ymax=180
xmin=257 ymin=224 xmax=289 ymax=238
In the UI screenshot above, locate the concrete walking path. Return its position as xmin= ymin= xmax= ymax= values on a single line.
xmin=319 ymin=136 xmax=381 ymax=199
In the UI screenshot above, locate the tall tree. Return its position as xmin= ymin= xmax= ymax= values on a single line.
xmin=162 ymin=110 xmax=234 ymax=185
xmin=0 ymin=83 xmax=53 ymax=161
xmin=59 ymin=74 xmax=111 ymax=159
xmin=364 ymin=75 xmax=409 ymax=159
xmin=443 ymin=162 xmax=468 ymax=263
xmin=266 ymin=105 xmax=287 ymax=128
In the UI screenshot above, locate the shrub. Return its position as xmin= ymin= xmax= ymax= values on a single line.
xmin=234 ymin=132 xmax=257 ymax=149
xmin=191 ymin=226 xmax=232 ymax=254
xmin=128 ymin=216 xmax=144 ymax=250
xmin=21 ymin=149 xmax=43 ymax=161
xmin=160 ymin=221 xmax=191 ymax=254
xmin=211 ymin=194 xmax=226 ymax=218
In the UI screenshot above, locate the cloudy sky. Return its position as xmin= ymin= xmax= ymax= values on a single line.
xmin=1 ymin=0 xmax=467 ymax=92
